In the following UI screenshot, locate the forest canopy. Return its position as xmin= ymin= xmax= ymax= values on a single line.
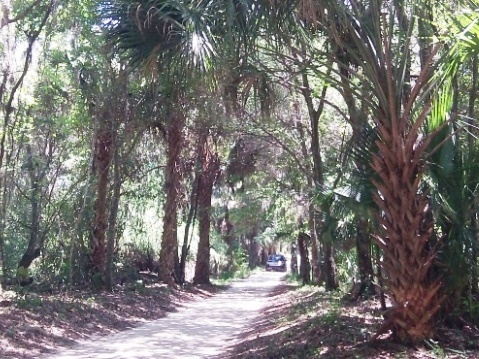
xmin=2 ymin=0 xmax=479 ymax=346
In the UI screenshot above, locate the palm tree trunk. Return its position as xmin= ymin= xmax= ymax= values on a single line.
xmin=371 ymin=121 xmax=441 ymax=344
xmin=323 ymin=241 xmax=338 ymax=290
xmin=159 ymin=112 xmax=184 ymax=285
xmin=193 ymin=135 xmax=219 ymax=285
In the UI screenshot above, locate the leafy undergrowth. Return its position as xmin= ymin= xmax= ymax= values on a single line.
xmin=219 ymin=283 xmax=479 ymax=359
xmin=0 ymin=277 xmax=222 ymax=359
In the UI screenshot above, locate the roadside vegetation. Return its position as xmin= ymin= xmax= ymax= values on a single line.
xmin=2 ymin=0 xmax=479 ymax=357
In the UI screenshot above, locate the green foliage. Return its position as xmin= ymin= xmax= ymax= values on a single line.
xmin=16 ymin=266 xmax=30 ymax=282
xmin=14 ymin=293 xmax=44 ymax=310
xmin=334 ymin=249 xmax=358 ymax=292
xmin=216 ymin=248 xmax=250 ymax=282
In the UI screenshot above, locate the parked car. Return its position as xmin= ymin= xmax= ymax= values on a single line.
xmin=265 ymin=254 xmax=287 ymax=272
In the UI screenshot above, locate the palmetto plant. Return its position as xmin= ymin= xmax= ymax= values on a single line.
xmin=312 ymin=0 xmax=479 ymax=343
xmin=299 ymin=0 xmax=456 ymax=343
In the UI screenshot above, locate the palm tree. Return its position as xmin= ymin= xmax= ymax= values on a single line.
xmin=104 ymin=0 xmax=218 ymax=284
xmin=105 ymin=0 xmax=256 ymax=284
xmin=288 ymin=0 xmax=457 ymax=343
xmin=193 ymin=130 xmax=220 ymax=285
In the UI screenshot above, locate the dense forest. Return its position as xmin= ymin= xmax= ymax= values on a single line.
xmin=2 ymin=0 xmax=479 ymax=353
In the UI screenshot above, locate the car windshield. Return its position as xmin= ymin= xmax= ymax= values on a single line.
xmin=268 ymin=255 xmax=285 ymax=261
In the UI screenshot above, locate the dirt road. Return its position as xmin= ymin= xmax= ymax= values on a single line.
xmin=43 ymin=271 xmax=285 ymax=359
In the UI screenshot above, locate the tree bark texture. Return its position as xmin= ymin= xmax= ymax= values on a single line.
xmin=91 ymin=110 xmax=114 ymax=280
xmin=323 ymin=241 xmax=338 ymax=290
xmin=297 ymin=232 xmax=311 ymax=285
xmin=308 ymin=208 xmax=322 ymax=284
xmin=356 ymin=218 xmax=375 ymax=295
xmin=371 ymin=119 xmax=441 ymax=344
xmin=159 ymin=113 xmax=184 ymax=285
xmin=193 ymin=135 xmax=220 ymax=285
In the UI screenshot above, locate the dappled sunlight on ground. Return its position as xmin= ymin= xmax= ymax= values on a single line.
xmin=217 ymin=285 xmax=479 ymax=359
xmin=43 ymin=271 xmax=285 ymax=359
xmin=0 ymin=280 xmax=220 ymax=358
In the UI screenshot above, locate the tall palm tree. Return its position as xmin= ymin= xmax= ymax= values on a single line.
xmin=104 ymin=0 xmax=218 ymax=284
xmin=193 ymin=130 xmax=220 ymax=284
xmin=288 ymin=0 xmax=457 ymax=343
xmin=104 ymin=0 xmax=256 ymax=284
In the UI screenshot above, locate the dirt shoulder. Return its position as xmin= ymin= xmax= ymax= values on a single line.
xmin=0 ymin=281 xmax=221 ymax=359
xmin=218 ymin=282 xmax=479 ymax=359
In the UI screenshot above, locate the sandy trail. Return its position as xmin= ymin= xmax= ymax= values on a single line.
xmin=43 ymin=271 xmax=284 ymax=359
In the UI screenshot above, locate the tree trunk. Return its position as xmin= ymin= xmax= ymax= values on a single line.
xmin=299 ymin=69 xmax=335 ymax=286
xmin=179 ymin=174 xmax=198 ymax=284
xmin=91 ymin=110 xmax=114 ymax=283
xmin=0 ymin=177 xmax=6 ymax=289
xmin=290 ymin=242 xmax=298 ymax=275
xmin=467 ymin=55 xmax=479 ymax=294
xmin=218 ymin=207 xmax=235 ymax=271
xmin=18 ymin=146 xmax=42 ymax=271
xmin=356 ymin=218 xmax=375 ymax=296
xmin=1 ymin=1 xmax=52 ymax=280
xmin=297 ymin=232 xmax=311 ymax=285
xmin=193 ymin=135 xmax=219 ymax=285
xmin=323 ymin=241 xmax=338 ymax=290
xmin=159 ymin=112 xmax=184 ymax=285
xmin=248 ymin=227 xmax=260 ymax=269
xmin=105 ymin=143 xmax=121 ymax=289
xmin=371 ymin=119 xmax=440 ymax=344
xmin=295 ymin=103 xmax=322 ymax=285
xmin=308 ymin=207 xmax=322 ymax=284
xmin=339 ymin=59 xmax=376 ymax=297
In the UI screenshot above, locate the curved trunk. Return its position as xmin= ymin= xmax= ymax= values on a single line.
xmin=159 ymin=112 xmax=184 ymax=285
xmin=193 ymin=135 xmax=219 ymax=285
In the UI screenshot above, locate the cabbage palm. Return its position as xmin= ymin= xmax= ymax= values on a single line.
xmin=297 ymin=1 xmax=454 ymax=343
xmin=104 ymin=0 xmax=256 ymax=284
xmin=104 ymin=0 xmax=218 ymax=284
xmin=314 ymin=0 xmax=479 ymax=343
